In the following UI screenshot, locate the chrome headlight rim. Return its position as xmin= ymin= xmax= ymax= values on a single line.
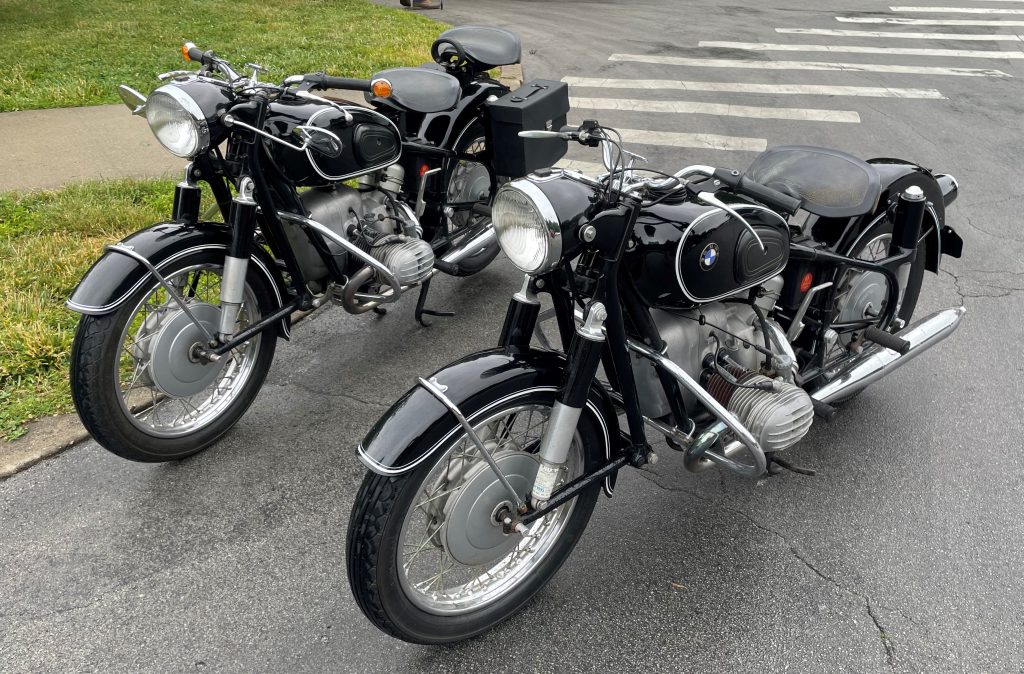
xmin=494 ymin=179 xmax=562 ymax=275
xmin=146 ymin=85 xmax=211 ymax=159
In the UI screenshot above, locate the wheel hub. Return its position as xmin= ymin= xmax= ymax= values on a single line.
xmin=837 ymin=270 xmax=887 ymax=323
xmin=147 ymin=303 xmax=227 ymax=397
xmin=441 ymin=451 xmax=539 ymax=566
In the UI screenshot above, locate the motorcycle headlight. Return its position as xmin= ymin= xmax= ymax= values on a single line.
xmin=492 ymin=180 xmax=561 ymax=274
xmin=145 ymin=85 xmax=210 ymax=159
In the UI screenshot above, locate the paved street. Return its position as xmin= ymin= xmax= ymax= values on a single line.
xmin=3 ymin=0 xmax=1024 ymax=671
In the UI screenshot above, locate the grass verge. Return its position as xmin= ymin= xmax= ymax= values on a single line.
xmin=0 ymin=179 xmax=180 ymax=439
xmin=0 ymin=0 xmax=444 ymax=112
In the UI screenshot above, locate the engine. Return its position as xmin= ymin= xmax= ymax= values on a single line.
xmin=631 ymin=275 xmax=814 ymax=453
xmin=286 ymin=164 xmax=435 ymax=293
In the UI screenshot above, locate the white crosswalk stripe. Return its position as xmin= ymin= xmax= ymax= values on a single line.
xmin=615 ymin=128 xmax=767 ymax=152
xmin=609 ymin=53 xmax=1011 ymax=77
xmin=570 ymin=97 xmax=861 ymax=123
xmin=891 ymin=6 xmax=1024 ymax=14
xmin=699 ymin=40 xmax=1024 ymax=59
xmin=563 ymin=77 xmax=945 ymax=99
xmin=837 ymin=16 xmax=1024 ymax=25
xmin=777 ymin=27 xmax=1024 ymax=40
xmin=555 ymin=3 xmax=1024 ymax=166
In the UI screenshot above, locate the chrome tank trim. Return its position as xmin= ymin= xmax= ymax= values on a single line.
xmin=673 ymin=203 xmax=789 ymax=304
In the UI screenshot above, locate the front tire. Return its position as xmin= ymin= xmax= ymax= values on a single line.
xmin=70 ymin=250 xmax=278 ymax=462
xmin=346 ymin=389 xmax=602 ymax=644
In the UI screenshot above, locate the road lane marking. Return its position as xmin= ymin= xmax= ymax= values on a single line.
xmin=562 ymin=77 xmax=946 ymax=98
xmin=616 ymin=128 xmax=767 ymax=152
xmin=891 ymin=6 xmax=1024 ymax=14
xmin=608 ymin=53 xmax=1011 ymax=77
xmin=570 ymin=96 xmax=861 ymax=122
xmin=699 ymin=40 xmax=1024 ymax=58
xmin=777 ymin=27 xmax=1024 ymax=41
xmin=838 ymin=17 xmax=1024 ymax=25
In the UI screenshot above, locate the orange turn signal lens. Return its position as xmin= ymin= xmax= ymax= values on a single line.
xmin=182 ymin=44 xmax=192 ymax=62
xmin=371 ymin=78 xmax=393 ymax=98
xmin=799 ymin=272 xmax=814 ymax=293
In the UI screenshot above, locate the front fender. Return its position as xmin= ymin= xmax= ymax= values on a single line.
xmin=66 ymin=221 xmax=290 ymax=335
xmin=357 ymin=348 xmax=622 ymax=495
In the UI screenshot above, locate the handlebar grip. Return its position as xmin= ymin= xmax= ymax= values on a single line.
xmin=183 ymin=42 xmax=212 ymax=66
xmin=303 ymin=73 xmax=372 ymax=92
xmin=737 ymin=176 xmax=802 ymax=216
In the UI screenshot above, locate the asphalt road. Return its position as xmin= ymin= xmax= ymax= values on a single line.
xmin=4 ymin=0 xmax=1024 ymax=671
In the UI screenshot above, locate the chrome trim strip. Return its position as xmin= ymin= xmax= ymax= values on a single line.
xmin=673 ymin=203 xmax=789 ymax=304
xmin=356 ymin=385 xmax=614 ymax=494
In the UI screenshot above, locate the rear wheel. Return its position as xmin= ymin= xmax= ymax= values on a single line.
xmin=436 ymin=120 xmax=499 ymax=276
xmin=825 ymin=216 xmax=927 ymax=393
xmin=346 ymin=389 xmax=602 ymax=644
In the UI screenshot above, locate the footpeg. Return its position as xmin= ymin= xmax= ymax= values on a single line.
xmin=863 ymin=326 xmax=911 ymax=355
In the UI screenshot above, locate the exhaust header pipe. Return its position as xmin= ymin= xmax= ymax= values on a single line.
xmin=809 ymin=306 xmax=966 ymax=405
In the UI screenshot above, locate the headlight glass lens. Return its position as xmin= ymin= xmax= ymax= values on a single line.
xmin=145 ymin=88 xmax=207 ymax=159
xmin=492 ymin=183 xmax=560 ymax=274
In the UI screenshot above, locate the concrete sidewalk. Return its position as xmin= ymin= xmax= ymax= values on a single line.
xmin=0 ymin=105 xmax=185 ymax=192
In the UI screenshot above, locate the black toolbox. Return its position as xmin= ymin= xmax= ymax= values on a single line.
xmin=487 ymin=79 xmax=569 ymax=178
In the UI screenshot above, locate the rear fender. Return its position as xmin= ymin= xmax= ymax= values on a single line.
xmin=852 ymin=158 xmax=962 ymax=272
xmin=66 ymin=221 xmax=291 ymax=337
xmin=357 ymin=348 xmax=623 ymax=496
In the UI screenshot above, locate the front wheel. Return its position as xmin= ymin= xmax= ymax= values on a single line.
xmin=69 ymin=250 xmax=278 ymax=462
xmin=346 ymin=389 xmax=602 ymax=644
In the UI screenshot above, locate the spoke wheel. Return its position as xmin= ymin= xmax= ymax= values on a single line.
xmin=115 ymin=263 xmax=263 ymax=437
xmin=70 ymin=250 xmax=278 ymax=462
xmin=347 ymin=389 xmax=602 ymax=644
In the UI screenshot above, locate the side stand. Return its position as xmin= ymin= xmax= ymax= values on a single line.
xmin=414 ymin=276 xmax=455 ymax=327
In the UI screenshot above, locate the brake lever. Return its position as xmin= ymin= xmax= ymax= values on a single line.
xmin=696 ymin=191 xmax=766 ymax=252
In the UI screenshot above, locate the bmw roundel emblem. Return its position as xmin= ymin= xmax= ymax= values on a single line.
xmin=699 ymin=243 xmax=719 ymax=271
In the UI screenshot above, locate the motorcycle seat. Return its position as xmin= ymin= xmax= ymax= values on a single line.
xmin=744 ymin=145 xmax=881 ymax=218
xmin=434 ymin=25 xmax=522 ymax=71
xmin=368 ymin=67 xmax=461 ymax=113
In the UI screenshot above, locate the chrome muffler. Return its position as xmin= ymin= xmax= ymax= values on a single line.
xmin=809 ymin=306 xmax=966 ymax=404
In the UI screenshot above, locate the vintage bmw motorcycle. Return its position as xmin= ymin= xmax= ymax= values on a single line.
xmin=67 ymin=26 xmax=540 ymax=462
xmin=346 ymin=119 xmax=965 ymax=643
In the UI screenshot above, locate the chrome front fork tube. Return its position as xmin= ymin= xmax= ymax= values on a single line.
xmin=531 ymin=303 xmax=608 ymax=508
xmin=218 ymin=178 xmax=256 ymax=340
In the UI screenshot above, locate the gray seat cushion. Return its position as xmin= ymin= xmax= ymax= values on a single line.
xmin=745 ymin=145 xmax=881 ymax=218
xmin=436 ymin=25 xmax=522 ymax=70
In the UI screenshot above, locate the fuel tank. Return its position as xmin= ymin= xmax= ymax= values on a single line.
xmin=263 ymin=100 xmax=402 ymax=187
xmin=628 ymin=196 xmax=790 ymax=308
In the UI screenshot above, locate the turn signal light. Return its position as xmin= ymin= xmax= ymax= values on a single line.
xmin=799 ymin=272 xmax=814 ymax=293
xmin=371 ymin=78 xmax=393 ymax=98
xmin=182 ymin=43 xmax=193 ymax=62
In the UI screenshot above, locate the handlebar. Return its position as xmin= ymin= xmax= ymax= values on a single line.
xmin=297 ymin=73 xmax=373 ymax=92
xmin=712 ymin=168 xmax=802 ymax=216
xmin=518 ymin=122 xmax=804 ymax=215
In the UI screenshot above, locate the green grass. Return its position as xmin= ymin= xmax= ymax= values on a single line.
xmin=0 ymin=180 xmax=182 ymax=439
xmin=0 ymin=0 xmax=445 ymax=112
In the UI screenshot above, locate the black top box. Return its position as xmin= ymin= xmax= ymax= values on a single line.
xmin=487 ymin=79 xmax=569 ymax=178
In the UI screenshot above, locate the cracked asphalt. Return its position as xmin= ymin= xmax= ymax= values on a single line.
xmin=3 ymin=0 xmax=1024 ymax=671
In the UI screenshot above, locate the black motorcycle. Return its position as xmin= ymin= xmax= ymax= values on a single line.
xmin=66 ymin=26 xmax=556 ymax=462
xmin=346 ymin=119 xmax=965 ymax=643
